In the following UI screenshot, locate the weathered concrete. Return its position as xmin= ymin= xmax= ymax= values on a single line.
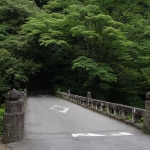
xmin=6 ymin=100 xmax=23 ymax=113
xmin=2 ymin=112 xmax=24 ymax=144
xmin=143 ymin=100 xmax=150 ymax=134
xmin=2 ymin=89 xmax=24 ymax=144
xmin=145 ymin=100 xmax=150 ymax=111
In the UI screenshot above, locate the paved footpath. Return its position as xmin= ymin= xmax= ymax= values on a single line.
xmin=5 ymin=95 xmax=150 ymax=150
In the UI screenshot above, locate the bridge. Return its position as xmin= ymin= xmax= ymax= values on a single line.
xmin=2 ymin=90 xmax=150 ymax=150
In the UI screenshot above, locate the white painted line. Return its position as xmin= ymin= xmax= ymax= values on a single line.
xmin=111 ymin=132 xmax=133 ymax=136
xmin=88 ymin=133 xmax=106 ymax=137
xmin=72 ymin=133 xmax=89 ymax=137
xmin=72 ymin=132 xmax=133 ymax=137
xmin=72 ymin=133 xmax=106 ymax=137
xmin=61 ymin=108 xmax=70 ymax=113
xmin=49 ymin=105 xmax=70 ymax=114
xmin=50 ymin=105 xmax=56 ymax=109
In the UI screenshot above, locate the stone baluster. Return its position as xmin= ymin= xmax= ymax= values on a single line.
xmin=122 ymin=111 xmax=126 ymax=120
xmin=2 ymin=89 xmax=24 ymax=144
xmin=95 ymin=101 xmax=98 ymax=110
xmin=132 ymin=108 xmax=137 ymax=123
xmin=80 ymin=97 xmax=82 ymax=104
xmin=20 ymin=91 xmax=25 ymax=111
xmin=91 ymin=100 xmax=93 ymax=108
xmin=57 ymin=89 xmax=60 ymax=96
xmin=67 ymin=89 xmax=71 ymax=100
xmin=107 ymin=104 xmax=110 ymax=114
xmin=82 ymin=97 xmax=85 ymax=105
xmin=24 ymin=89 xmax=27 ymax=98
xmin=114 ymin=109 xmax=117 ymax=116
xmin=72 ymin=95 xmax=75 ymax=102
xmin=87 ymin=92 xmax=91 ymax=107
xmin=74 ymin=95 xmax=77 ymax=102
xmin=100 ymin=102 xmax=103 ymax=112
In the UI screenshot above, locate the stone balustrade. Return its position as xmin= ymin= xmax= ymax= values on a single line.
xmin=57 ymin=90 xmax=145 ymax=130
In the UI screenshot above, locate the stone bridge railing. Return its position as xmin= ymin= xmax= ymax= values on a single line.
xmin=57 ymin=89 xmax=150 ymax=134
xmin=2 ymin=88 xmax=27 ymax=144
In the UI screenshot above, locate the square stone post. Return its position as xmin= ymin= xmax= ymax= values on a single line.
xmin=143 ymin=92 xmax=150 ymax=134
xmin=2 ymin=89 xmax=24 ymax=143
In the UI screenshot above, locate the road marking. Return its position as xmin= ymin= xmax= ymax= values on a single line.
xmin=111 ymin=132 xmax=133 ymax=136
xmin=49 ymin=105 xmax=70 ymax=113
xmin=72 ymin=132 xmax=133 ymax=137
xmin=72 ymin=133 xmax=106 ymax=137
xmin=61 ymin=108 xmax=70 ymax=113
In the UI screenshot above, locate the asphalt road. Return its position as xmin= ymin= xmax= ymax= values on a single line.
xmin=7 ymin=95 xmax=150 ymax=150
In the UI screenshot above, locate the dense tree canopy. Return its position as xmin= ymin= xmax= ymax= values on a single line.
xmin=0 ymin=0 xmax=41 ymax=102
xmin=1 ymin=0 xmax=150 ymax=108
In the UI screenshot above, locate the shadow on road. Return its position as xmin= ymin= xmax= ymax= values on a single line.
xmin=29 ymin=90 xmax=52 ymax=96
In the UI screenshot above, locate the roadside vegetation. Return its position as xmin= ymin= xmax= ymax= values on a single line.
xmin=0 ymin=103 xmax=5 ymax=135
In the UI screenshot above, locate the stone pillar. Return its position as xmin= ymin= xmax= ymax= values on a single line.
xmin=2 ymin=89 xmax=24 ymax=144
xmin=24 ymin=89 xmax=27 ymax=98
xmin=57 ymin=89 xmax=60 ymax=94
xmin=68 ymin=89 xmax=70 ymax=95
xmin=143 ymin=92 xmax=150 ymax=134
xmin=24 ymin=89 xmax=27 ymax=94
xmin=67 ymin=89 xmax=71 ymax=100
xmin=20 ymin=91 xmax=25 ymax=111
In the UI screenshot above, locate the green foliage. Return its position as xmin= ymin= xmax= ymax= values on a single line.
xmin=1 ymin=0 xmax=150 ymax=108
xmin=138 ymin=117 xmax=143 ymax=124
xmin=19 ymin=0 xmax=150 ymax=106
xmin=0 ymin=0 xmax=39 ymax=34
xmin=72 ymin=56 xmax=117 ymax=83
xmin=0 ymin=0 xmax=42 ymax=103
xmin=127 ymin=114 xmax=132 ymax=121
xmin=0 ymin=104 xmax=5 ymax=135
